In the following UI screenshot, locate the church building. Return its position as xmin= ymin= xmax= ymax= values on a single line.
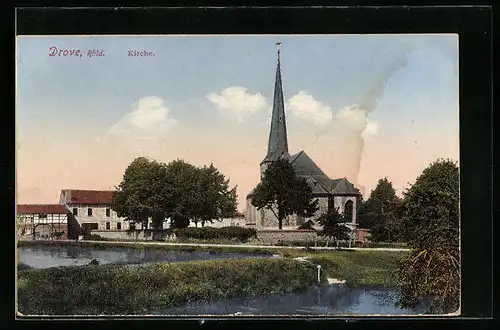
xmin=245 ymin=40 xmax=362 ymax=229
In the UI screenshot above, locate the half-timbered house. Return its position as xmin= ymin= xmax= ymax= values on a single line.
xmin=16 ymin=204 xmax=70 ymax=240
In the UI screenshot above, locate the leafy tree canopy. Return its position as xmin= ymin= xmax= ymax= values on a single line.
xmin=112 ymin=157 xmax=238 ymax=230
xmin=251 ymin=158 xmax=318 ymax=230
xmin=317 ymin=207 xmax=351 ymax=247
xmin=112 ymin=157 xmax=167 ymax=229
xmin=397 ymin=159 xmax=460 ymax=314
xmin=358 ymin=177 xmax=402 ymax=242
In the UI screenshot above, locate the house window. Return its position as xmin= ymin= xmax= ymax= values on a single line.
xmin=72 ymin=208 xmax=78 ymax=216
xmin=88 ymin=208 xmax=93 ymax=216
xmin=117 ymin=222 xmax=122 ymax=230
xmin=39 ymin=214 xmax=47 ymax=219
xmin=106 ymin=208 xmax=111 ymax=217
xmin=106 ymin=222 xmax=110 ymax=230
xmin=130 ymin=223 xmax=136 ymax=230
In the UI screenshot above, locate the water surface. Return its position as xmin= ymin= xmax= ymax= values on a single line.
xmin=159 ymin=286 xmax=426 ymax=316
xmin=18 ymin=245 xmax=270 ymax=268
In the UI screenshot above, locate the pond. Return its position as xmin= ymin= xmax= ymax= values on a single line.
xmin=159 ymin=286 xmax=426 ymax=316
xmin=18 ymin=245 xmax=272 ymax=269
xmin=17 ymin=245 xmax=427 ymax=315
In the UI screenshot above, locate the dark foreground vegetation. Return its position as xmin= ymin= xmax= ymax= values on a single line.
xmin=17 ymin=258 xmax=322 ymax=315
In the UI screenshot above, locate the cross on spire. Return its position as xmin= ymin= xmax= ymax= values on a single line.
xmin=276 ymin=38 xmax=282 ymax=61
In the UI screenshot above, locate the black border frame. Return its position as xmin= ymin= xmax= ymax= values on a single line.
xmin=7 ymin=5 xmax=494 ymax=329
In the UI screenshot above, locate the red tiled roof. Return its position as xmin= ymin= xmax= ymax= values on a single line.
xmin=17 ymin=204 xmax=69 ymax=215
xmin=62 ymin=190 xmax=116 ymax=205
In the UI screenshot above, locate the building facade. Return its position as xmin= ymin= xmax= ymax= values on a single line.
xmin=246 ymin=41 xmax=362 ymax=229
xmin=59 ymin=189 xmax=129 ymax=234
xmin=16 ymin=204 xmax=69 ymax=240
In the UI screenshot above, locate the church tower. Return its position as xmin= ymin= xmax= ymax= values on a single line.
xmin=260 ymin=39 xmax=289 ymax=179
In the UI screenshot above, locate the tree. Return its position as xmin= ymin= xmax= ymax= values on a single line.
xmin=251 ymin=158 xmax=318 ymax=230
xmin=112 ymin=157 xmax=169 ymax=230
xmin=317 ymin=207 xmax=351 ymax=248
xmin=164 ymin=159 xmax=200 ymax=229
xmin=194 ymin=163 xmax=238 ymax=227
xmin=397 ymin=159 xmax=460 ymax=314
xmin=357 ymin=177 xmax=402 ymax=242
xmin=113 ymin=157 xmax=239 ymax=230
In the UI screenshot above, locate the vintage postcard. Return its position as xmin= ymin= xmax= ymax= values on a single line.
xmin=15 ymin=34 xmax=460 ymax=317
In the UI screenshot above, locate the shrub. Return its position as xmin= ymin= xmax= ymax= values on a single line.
xmin=297 ymin=220 xmax=316 ymax=230
xmin=175 ymin=226 xmax=257 ymax=242
xmin=83 ymin=234 xmax=106 ymax=241
xmin=17 ymin=263 xmax=32 ymax=272
xmin=17 ymin=258 xmax=319 ymax=315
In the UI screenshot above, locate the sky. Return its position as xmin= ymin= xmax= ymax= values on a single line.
xmin=16 ymin=34 xmax=459 ymax=211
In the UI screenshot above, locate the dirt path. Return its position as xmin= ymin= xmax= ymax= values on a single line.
xmin=63 ymin=239 xmax=410 ymax=252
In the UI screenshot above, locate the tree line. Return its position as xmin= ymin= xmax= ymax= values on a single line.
xmin=112 ymin=157 xmax=238 ymax=229
xmin=357 ymin=159 xmax=459 ymax=313
xmin=251 ymin=156 xmax=459 ymax=313
xmin=112 ymin=155 xmax=459 ymax=313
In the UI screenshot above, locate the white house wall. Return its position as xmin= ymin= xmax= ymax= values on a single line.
xmin=17 ymin=213 xmax=67 ymax=224
xmin=68 ymin=204 xmax=129 ymax=230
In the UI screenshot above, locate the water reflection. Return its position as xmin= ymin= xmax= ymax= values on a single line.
xmin=158 ymin=286 xmax=423 ymax=316
xmin=18 ymin=246 xmax=271 ymax=269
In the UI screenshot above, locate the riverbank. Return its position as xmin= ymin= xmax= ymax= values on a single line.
xmin=17 ymin=239 xmax=410 ymax=252
xmin=18 ymin=240 xmax=407 ymax=287
xmin=17 ymin=258 xmax=323 ymax=315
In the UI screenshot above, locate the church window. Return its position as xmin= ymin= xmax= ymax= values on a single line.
xmin=328 ymin=196 xmax=335 ymax=211
xmin=344 ymin=200 xmax=354 ymax=222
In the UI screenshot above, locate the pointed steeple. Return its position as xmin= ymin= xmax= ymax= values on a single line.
xmin=262 ymin=38 xmax=289 ymax=165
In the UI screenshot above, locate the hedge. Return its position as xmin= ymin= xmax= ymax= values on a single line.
xmin=17 ymin=258 xmax=322 ymax=315
xmin=175 ymin=226 xmax=257 ymax=242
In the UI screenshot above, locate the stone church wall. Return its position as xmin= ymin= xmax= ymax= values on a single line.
xmin=253 ymin=229 xmax=317 ymax=245
xmin=246 ymin=194 xmax=358 ymax=229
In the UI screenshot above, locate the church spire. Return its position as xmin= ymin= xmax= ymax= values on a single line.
xmin=262 ymin=38 xmax=289 ymax=165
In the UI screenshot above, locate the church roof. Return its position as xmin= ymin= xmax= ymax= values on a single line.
xmin=248 ymin=150 xmax=361 ymax=198
xmin=261 ymin=46 xmax=288 ymax=164
xmin=249 ymin=41 xmax=360 ymax=200
xmin=289 ymin=151 xmax=327 ymax=177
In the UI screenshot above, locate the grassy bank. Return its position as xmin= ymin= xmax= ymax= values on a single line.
xmin=18 ymin=240 xmax=407 ymax=287
xmin=17 ymin=258 xmax=322 ymax=315
xmin=303 ymin=250 xmax=407 ymax=287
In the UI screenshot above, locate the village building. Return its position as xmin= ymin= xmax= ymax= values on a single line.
xmin=16 ymin=204 xmax=70 ymax=240
xmin=188 ymin=216 xmax=247 ymax=228
xmin=59 ymin=189 xmax=131 ymax=234
xmin=245 ymin=40 xmax=362 ymax=230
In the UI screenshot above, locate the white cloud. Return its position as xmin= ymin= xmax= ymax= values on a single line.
xmin=286 ymin=91 xmax=333 ymax=126
xmin=334 ymin=104 xmax=378 ymax=137
xmin=362 ymin=120 xmax=378 ymax=138
xmin=207 ymin=86 xmax=267 ymax=123
xmin=106 ymin=96 xmax=178 ymax=139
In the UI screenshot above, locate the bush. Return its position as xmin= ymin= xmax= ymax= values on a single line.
xmin=83 ymin=234 xmax=106 ymax=241
xmin=17 ymin=263 xmax=32 ymax=272
xmin=88 ymin=259 xmax=99 ymax=266
xmin=175 ymin=226 xmax=257 ymax=242
xmin=18 ymin=258 xmax=319 ymax=315
xmin=297 ymin=220 xmax=316 ymax=230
